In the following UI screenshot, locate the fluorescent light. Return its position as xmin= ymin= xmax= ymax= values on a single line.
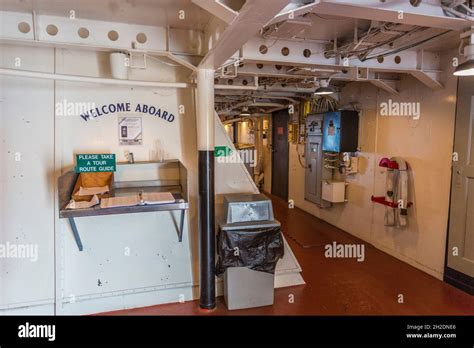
xmin=454 ymin=59 xmax=474 ymax=76
xmin=314 ymin=86 xmax=334 ymax=95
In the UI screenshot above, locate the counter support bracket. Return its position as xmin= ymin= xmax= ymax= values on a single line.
xmin=67 ymin=210 xmax=186 ymax=251
xmin=68 ymin=217 xmax=84 ymax=252
xmin=179 ymin=210 xmax=185 ymax=242
xmin=59 ymin=165 xmax=189 ymax=252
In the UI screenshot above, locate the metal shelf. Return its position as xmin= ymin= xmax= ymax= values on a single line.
xmin=58 ymin=160 xmax=189 ymax=251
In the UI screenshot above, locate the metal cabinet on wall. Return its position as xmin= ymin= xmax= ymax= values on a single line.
xmin=304 ymin=114 xmax=331 ymax=207
xmin=322 ymin=111 xmax=359 ymax=153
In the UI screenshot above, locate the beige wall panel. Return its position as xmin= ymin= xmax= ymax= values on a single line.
xmin=287 ymin=54 xmax=457 ymax=279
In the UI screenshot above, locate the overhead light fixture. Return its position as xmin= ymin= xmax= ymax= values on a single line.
xmin=239 ymin=106 xmax=250 ymax=116
xmin=314 ymin=79 xmax=334 ymax=95
xmin=454 ymin=27 xmax=474 ymax=77
xmin=454 ymin=59 xmax=474 ymax=76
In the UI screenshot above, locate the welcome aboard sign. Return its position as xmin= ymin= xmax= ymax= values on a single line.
xmin=80 ymin=102 xmax=175 ymax=122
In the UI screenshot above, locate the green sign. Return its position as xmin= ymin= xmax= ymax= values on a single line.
xmin=75 ymin=154 xmax=116 ymax=173
xmin=214 ymin=146 xmax=233 ymax=157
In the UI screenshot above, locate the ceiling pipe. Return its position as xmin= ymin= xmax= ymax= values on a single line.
xmin=266 ymin=105 xmax=292 ymax=113
xmin=254 ymin=95 xmax=298 ymax=103
xmin=250 ymin=102 xmax=286 ymax=107
xmin=219 ymin=100 xmax=286 ymax=115
xmin=222 ymin=117 xmax=250 ymax=124
xmin=214 ymin=84 xmax=259 ymax=90
xmin=0 ymin=68 xmax=194 ymax=89
xmin=0 ymin=37 xmax=199 ymax=71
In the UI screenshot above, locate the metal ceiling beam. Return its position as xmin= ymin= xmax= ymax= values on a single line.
xmin=313 ymin=0 xmax=472 ymax=31
xmin=348 ymin=68 xmax=400 ymax=94
xmin=369 ymin=79 xmax=400 ymax=95
xmin=216 ymin=84 xmax=316 ymax=94
xmin=214 ymin=68 xmax=402 ymax=95
xmin=215 ymin=90 xmax=310 ymax=98
xmin=265 ymin=1 xmax=322 ymax=26
xmin=240 ymin=37 xmax=444 ymax=90
xmin=0 ymin=10 xmax=202 ymax=72
xmin=410 ymin=70 xmax=444 ymax=89
xmin=198 ymin=0 xmax=291 ymax=70
xmin=192 ymin=0 xmax=238 ymax=24
xmin=219 ymin=100 xmax=287 ymax=115
xmin=0 ymin=10 xmax=204 ymax=55
xmin=236 ymin=64 xmax=339 ymax=79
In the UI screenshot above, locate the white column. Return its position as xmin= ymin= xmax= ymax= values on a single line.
xmin=196 ymin=69 xmax=215 ymax=151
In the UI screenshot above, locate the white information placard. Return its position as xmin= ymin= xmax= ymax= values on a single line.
xmin=118 ymin=117 xmax=142 ymax=145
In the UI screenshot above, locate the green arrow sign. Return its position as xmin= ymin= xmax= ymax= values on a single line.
xmin=214 ymin=146 xmax=233 ymax=157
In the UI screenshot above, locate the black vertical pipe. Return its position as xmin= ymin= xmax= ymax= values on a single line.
xmin=199 ymin=150 xmax=216 ymax=309
xmin=233 ymin=123 xmax=238 ymax=144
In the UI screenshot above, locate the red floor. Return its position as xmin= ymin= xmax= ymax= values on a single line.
xmin=101 ymin=195 xmax=474 ymax=315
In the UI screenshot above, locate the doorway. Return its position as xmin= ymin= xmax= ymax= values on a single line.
xmin=271 ymin=110 xmax=289 ymax=201
xmin=446 ymin=76 xmax=474 ymax=295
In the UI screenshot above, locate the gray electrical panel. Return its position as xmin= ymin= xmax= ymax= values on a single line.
xmin=305 ymin=114 xmax=331 ymax=208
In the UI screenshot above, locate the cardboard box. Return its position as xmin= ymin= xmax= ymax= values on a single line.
xmin=71 ymin=172 xmax=114 ymax=202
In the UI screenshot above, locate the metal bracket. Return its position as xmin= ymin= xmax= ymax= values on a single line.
xmin=179 ymin=210 xmax=185 ymax=242
xmin=67 ymin=210 xmax=186 ymax=252
xmin=68 ymin=217 xmax=83 ymax=252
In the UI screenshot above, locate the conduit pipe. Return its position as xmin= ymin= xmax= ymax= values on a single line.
xmin=219 ymin=101 xmax=286 ymax=115
xmin=214 ymin=84 xmax=258 ymax=90
xmin=0 ymin=68 xmax=194 ymax=89
xmin=222 ymin=116 xmax=253 ymax=125
xmin=196 ymin=69 xmax=216 ymax=310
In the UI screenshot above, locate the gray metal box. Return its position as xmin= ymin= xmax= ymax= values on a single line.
xmin=223 ymin=193 xmax=274 ymax=224
xmin=223 ymin=267 xmax=275 ymax=310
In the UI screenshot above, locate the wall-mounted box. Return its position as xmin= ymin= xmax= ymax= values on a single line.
xmin=322 ymin=180 xmax=347 ymax=203
xmin=305 ymin=114 xmax=332 ymax=208
xmin=323 ymin=111 xmax=359 ymax=152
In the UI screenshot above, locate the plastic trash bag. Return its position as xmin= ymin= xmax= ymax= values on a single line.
xmin=216 ymin=226 xmax=284 ymax=276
